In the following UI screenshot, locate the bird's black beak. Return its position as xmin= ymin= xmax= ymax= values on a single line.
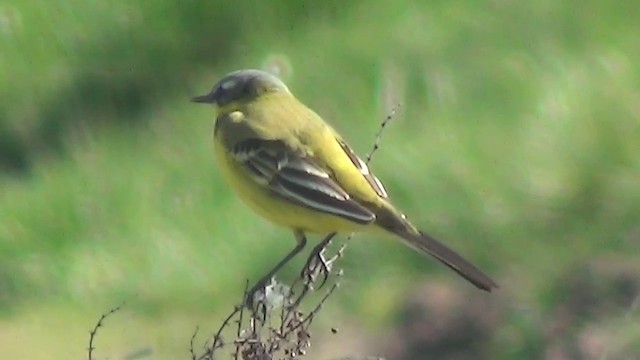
xmin=191 ymin=91 xmax=217 ymax=104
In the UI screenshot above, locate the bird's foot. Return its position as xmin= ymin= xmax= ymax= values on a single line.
xmin=245 ymin=277 xmax=270 ymax=310
xmin=301 ymin=237 xmax=342 ymax=289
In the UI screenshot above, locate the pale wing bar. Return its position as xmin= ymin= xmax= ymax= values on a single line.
xmin=232 ymin=139 xmax=376 ymax=224
xmin=337 ymin=140 xmax=388 ymax=198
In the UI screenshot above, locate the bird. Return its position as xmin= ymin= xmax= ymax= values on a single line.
xmin=192 ymin=69 xmax=497 ymax=301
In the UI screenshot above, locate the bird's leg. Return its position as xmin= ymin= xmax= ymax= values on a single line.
xmin=301 ymin=232 xmax=338 ymax=289
xmin=246 ymin=230 xmax=307 ymax=308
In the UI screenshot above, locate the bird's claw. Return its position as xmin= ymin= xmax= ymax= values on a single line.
xmin=301 ymin=239 xmax=343 ymax=289
xmin=245 ymin=278 xmax=268 ymax=310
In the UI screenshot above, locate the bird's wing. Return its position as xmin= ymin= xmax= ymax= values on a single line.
xmin=336 ymin=140 xmax=388 ymax=199
xmin=231 ymin=138 xmax=376 ymax=224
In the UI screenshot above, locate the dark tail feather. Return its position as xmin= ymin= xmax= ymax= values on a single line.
xmin=403 ymin=229 xmax=498 ymax=292
xmin=375 ymin=207 xmax=498 ymax=291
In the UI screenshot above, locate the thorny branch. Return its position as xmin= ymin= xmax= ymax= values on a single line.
xmin=88 ymin=302 xmax=125 ymax=360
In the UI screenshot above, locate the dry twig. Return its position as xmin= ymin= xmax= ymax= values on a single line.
xmin=87 ymin=302 xmax=125 ymax=360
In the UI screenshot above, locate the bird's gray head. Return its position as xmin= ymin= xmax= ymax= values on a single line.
xmin=191 ymin=69 xmax=290 ymax=107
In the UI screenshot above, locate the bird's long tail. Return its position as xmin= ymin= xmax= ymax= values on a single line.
xmin=376 ymin=206 xmax=498 ymax=292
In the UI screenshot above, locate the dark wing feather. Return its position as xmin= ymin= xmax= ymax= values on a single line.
xmin=337 ymin=140 xmax=388 ymax=198
xmin=231 ymin=139 xmax=376 ymax=224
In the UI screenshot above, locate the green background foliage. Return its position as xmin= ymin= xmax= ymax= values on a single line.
xmin=1 ymin=0 xmax=639 ymax=358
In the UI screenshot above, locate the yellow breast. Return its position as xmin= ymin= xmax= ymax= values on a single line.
xmin=212 ymin=138 xmax=369 ymax=234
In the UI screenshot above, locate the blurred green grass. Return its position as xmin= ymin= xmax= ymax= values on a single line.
xmin=1 ymin=0 xmax=639 ymax=358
